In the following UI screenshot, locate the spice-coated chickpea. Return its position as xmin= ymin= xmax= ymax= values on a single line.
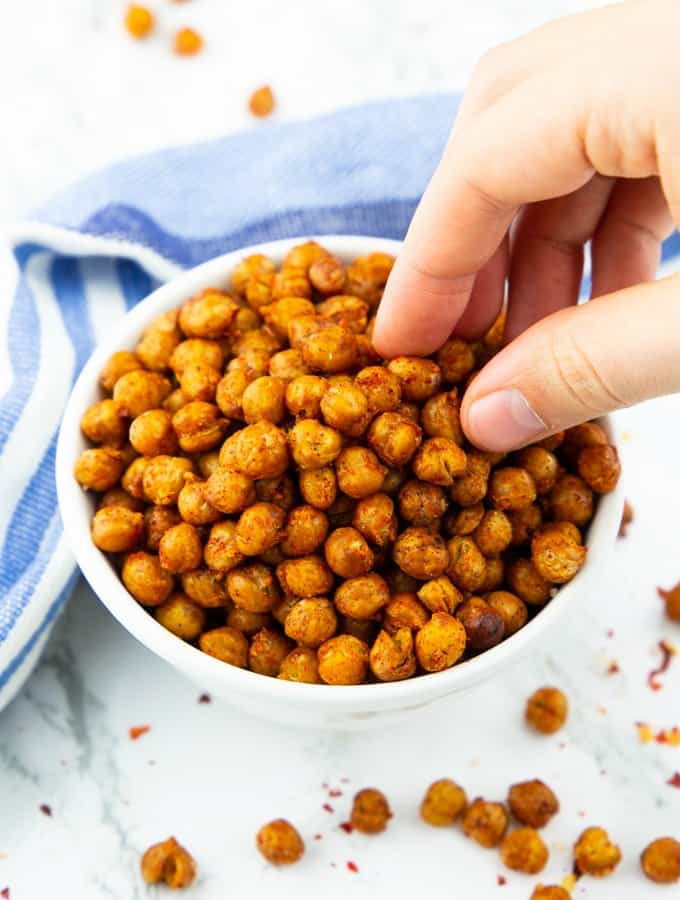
xmin=140 ymin=836 xmax=196 ymax=889
xmin=539 ymin=521 xmax=583 ymax=543
xmin=334 ymin=573 xmax=390 ymax=620
xmin=473 ymin=510 xmax=513 ymax=556
xmin=387 ymin=357 xmax=442 ymax=402
xmin=449 ymin=453 xmax=491 ymax=507
xmin=256 ymin=819 xmax=305 ymax=865
xmin=393 ymin=527 xmax=449 ymax=580
xmin=547 ymin=474 xmax=594 ymax=526
xmin=515 ymin=447 xmax=559 ymax=495
xmin=421 ymin=390 xmax=463 ymax=443
xmin=369 ymin=628 xmax=416 ymax=681
xmin=288 ymin=418 xmax=342 ymax=469
xmin=204 ymin=467 xmax=255 ymax=514
xmin=178 ymin=289 xmax=239 ymax=339
xmin=143 ymin=455 xmax=194 ymax=506
xmin=367 ymin=411 xmax=422 ymax=468
xmin=350 ymin=788 xmax=393 ymax=833
xmin=508 ymin=505 xmax=543 ymax=547
xmin=181 ymin=568 xmax=229 ymax=608
xmin=352 ymin=493 xmax=397 ymax=546
xmin=122 ymin=552 xmax=175 ymax=606
xmin=199 ymin=626 xmax=248 ymax=667
xmin=74 ymin=447 xmax=125 ymax=492
xmin=379 ymin=467 xmax=408 ymax=496
xmin=573 ymin=827 xmax=622 ymax=878
xmin=99 ymin=350 xmax=142 ymax=392
xmin=456 ymin=596 xmax=505 ymax=650
xmin=565 ymin=421 xmax=608 ymax=449
xmin=530 ymin=888 xmax=571 ymax=900
xmin=415 ymin=612 xmax=467 ymax=672
xmin=144 ymin=505 xmax=182 ymax=551
xmin=158 ymin=522 xmax=203 ymax=574
xmin=276 ymin=554 xmax=334 ymax=597
xmin=641 ymin=838 xmax=680 ymax=884
xmin=170 ymin=338 xmax=225 ymax=376
xmin=154 ymin=593 xmax=206 ymax=641
xmin=135 ymin=310 xmax=181 ymax=371
xmin=446 ymin=536 xmax=487 ymax=592
xmin=248 ymin=628 xmax=294 ymax=677
xmin=91 ymin=506 xmax=144 ymax=553
xmin=317 ymin=294 xmax=369 ymax=333
xmin=98 ymin=488 xmax=145 ymax=513
xmin=227 ymin=563 xmax=280 ymax=613
xmin=283 ymin=240 xmax=329 ymax=271
xmin=121 ymin=456 xmax=150 ymax=499
xmin=235 ymin=502 xmax=286 ymax=556
xmin=177 ymin=480 xmax=222 ymax=526
xmin=462 ymin=799 xmax=509 ymax=848
xmin=320 ymin=382 xmax=370 ymax=436
xmin=354 ymin=333 xmax=380 ymax=368
xmin=342 ymin=616 xmax=378 ymax=644
xmin=272 ymin=594 xmax=300 ymax=626
xmin=324 ymin=526 xmax=374 ymax=578
xmin=396 ymin=401 xmax=420 ymax=422
xmin=417 ymin=576 xmax=463 ymax=615
xmin=278 ymin=647 xmax=321 ymax=683
xmin=172 ymin=402 xmax=228 ymax=454
xmin=480 ymin=556 xmax=505 ymax=593
xmin=280 ymin=505 xmax=328 ymax=556
xmin=239 ymin=376 xmax=286 ymax=425
xmin=335 ymin=446 xmax=387 ymax=499
xmin=507 ymin=559 xmax=552 ymax=605
xmin=284 ymin=597 xmax=338 ymax=647
xmin=306 ymin=252 xmax=346 ymax=293
xmin=525 ymin=686 xmax=568 ymax=734
xmin=261 ymin=296 xmax=316 ymax=338
xmin=81 ymin=399 xmax=128 ymax=446
xmin=113 ymin=369 xmax=172 ymax=418
xmin=412 ymin=437 xmax=467 ymax=486
xmin=317 ymin=634 xmax=369 ymax=684
xmin=231 ymin=253 xmax=276 ymax=296
xmin=346 ymin=252 xmax=394 ymax=305
xmin=383 ymin=592 xmax=429 ymax=633
xmin=501 ymin=827 xmax=549 ymax=874
xmin=245 ymin=272 xmax=275 ymax=310
xmin=129 ymin=409 xmax=178 ymax=456
xmin=486 ymin=591 xmax=528 ymax=636
xmin=436 ymin=338 xmax=476 ymax=384
xmin=507 ymin=780 xmax=559 ymax=829
xmin=227 ymin=608 xmax=271 ymax=636
xmin=354 ymin=366 xmax=402 ymax=413
xmin=163 ymin=389 xmax=189 ymax=416
xmin=577 ymin=445 xmax=621 ymax=493
xmin=268 ymin=347 xmax=308 ymax=382
xmin=215 ymin=368 xmax=249 ymax=419
xmin=255 ymin=474 xmax=298 ymax=511
xmin=285 ymin=375 xmax=327 ymax=419
xmin=531 ymin=529 xmax=587 ymax=584
xmin=421 ymin=779 xmax=468 ymax=826
xmin=177 ymin=362 xmax=221 ymax=403
xmin=446 ymin=503 xmax=485 ymax=536
xmin=227 ymin=421 xmax=290 ymax=480
xmin=489 ymin=467 xmax=537 ymax=511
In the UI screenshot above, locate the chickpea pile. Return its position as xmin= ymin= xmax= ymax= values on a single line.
xmin=75 ymin=240 xmax=621 ymax=686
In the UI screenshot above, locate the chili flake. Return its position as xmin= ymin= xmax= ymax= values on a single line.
xmin=497 ymin=874 xmax=507 ymax=885
xmin=667 ymin=772 xmax=680 ymax=789
xmin=657 ymin=728 xmax=680 ymax=746
xmin=329 ymin=789 xmax=343 ymax=798
xmin=648 ymin=640 xmax=677 ymax=691
xmin=39 ymin=804 xmax=52 ymax=817
xmin=314 ymin=834 xmax=323 ymax=841
xmin=1 ymin=888 xmax=9 ymax=899
xmin=339 ymin=821 xmax=353 ymax=834
xmin=618 ymin=499 xmax=633 ymax=538
xmin=198 ymin=693 xmax=211 ymax=704
xmin=607 ymin=660 xmax=620 ymax=674
xmin=347 ymin=861 xmax=359 ymax=873
xmin=322 ymin=803 xmax=334 ymax=814
xmin=129 ymin=725 xmax=151 ymax=740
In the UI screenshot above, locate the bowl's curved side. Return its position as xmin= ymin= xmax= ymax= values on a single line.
xmin=56 ymin=235 xmax=625 ymax=728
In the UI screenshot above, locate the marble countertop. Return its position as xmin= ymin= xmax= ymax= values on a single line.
xmin=3 ymin=1 xmax=679 ymax=898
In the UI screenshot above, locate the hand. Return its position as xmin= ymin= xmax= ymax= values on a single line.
xmin=373 ymin=0 xmax=680 ymax=451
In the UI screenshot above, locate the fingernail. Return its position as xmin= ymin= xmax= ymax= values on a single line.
xmin=466 ymin=389 xmax=546 ymax=451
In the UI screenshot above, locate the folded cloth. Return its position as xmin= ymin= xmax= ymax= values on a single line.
xmin=0 ymin=95 xmax=460 ymax=711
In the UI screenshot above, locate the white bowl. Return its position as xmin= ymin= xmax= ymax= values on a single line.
xmin=56 ymin=235 xmax=624 ymax=730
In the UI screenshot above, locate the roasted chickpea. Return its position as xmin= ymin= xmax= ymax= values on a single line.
xmin=113 ymin=369 xmax=172 ymax=418
xmin=393 ymin=527 xmax=449 ymax=580
xmin=317 ymin=294 xmax=369 ymax=333
xmin=565 ymin=421 xmax=608 ymax=449
xmin=306 ymin=253 xmax=345 ymax=294
xmin=215 ymin=368 xmax=249 ymax=419
xmin=501 ymin=827 xmax=549 ymax=874
xmin=158 ymin=522 xmax=203 ymax=574
xmin=177 ymin=362 xmax=221 ymax=403
xmin=446 ymin=536 xmax=487 ymax=592
xmin=177 ymin=479 xmax=222 ymax=525
xmin=547 ymin=474 xmax=594 ymax=526
xmin=245 ymin=271 xmax=275 ymax=310
xmin=480 ymin=556 xmax=505 ymax=593
xmin=122 ymin=551 xmax=174 ymax=606
xmin=384 ymin=592 xmax=429 ymax=633
xmin=415 ymin=612 xmax=466 ymax=672
xmin=236 ymin=502 xmax=286 ymax=556
xmin=456 ymin=596 xmax=505 ymax=650
xmin=285 ymin=375 xmax=327 ymax=418
xmin=350 ymin=788 xmax=392 ymax=833
xmin=660 ymin=583 xmax=680 ymax=622
xmin=489 ymin=467 xmax=537 ymax=511
xmin=323 ymin=526 xmax=373 ymax=578
xmin=170 ymin=338 xmax=224 ymax=375
xmin=163 ymin=389 xmax=189 ymax=415
xmin=181 ymin=568 xmax=229 ymax=608
xmin=226 ymin=421 xmax=289 ymax=480
xmin=256 ymin=819 xmax=305 ymax=865
xmin=317 ymin=634 xmax=369 ymax=685
xmin=320 ymin=382 xmax=370 ymax=436
xmin=367 ymin=411 xmax=422 ymax=468
xmin=352 ymin=493 xmax=397 ymax=546
xmin=81 ymin=399 xmax=128 ymax=446
xmin=261 ymin=296 xmax=316 ymax=338
xmin=449 ymin=453 xmax=491 ymax=507
xmin=231 ymin=253 xmax=276 ymax=296
xmin=135 ymin=310 xmax=181 ymax=371
xmin=154 ymin=593 xmax=206 ymax=640
xmin=515 ymin=447 xmax=559 ymax=495
xmin=421 ymin=779 xmax=467 ymax=826
xmin=445 ymin=503 xmax=485 ymax=536
xmin=531 ymin=528 xmax=587 ymax=584
xmin=486 ymin=591 xmax=528 ymax=636
xmin=278 ymin=646 xmax=321 ymax=683
xmin=296 ymin=318 xmax=357 ymax=374
xmin=178 ymin=289 xmax=239 ymax=339
xmin=462 ymin=799 xmax=509 ymax=848
xmin=203 ymin=467 xmax=254 ymax=514
xmin=143 ymin=455 xmax=194 ymax=506
xmin=276 ymin=554 xmax=334 ymax=597
xmin=396 ymin=401 xmax=420 ymax=423
xmin=379 ymin=467 xmax=407 ymax=496
xmin=507 ymin=780 xmax=559 ymax=829
xmin=417 ymin=576 xmax=463 ymax=615
xmin=412 ymin=438 xmax=467 ymax=487
xmin=281 ymin=506 xmax=328 ymax=556
xmin=129 ymin=409 xmax=178 ymax=456
xmin=199 ymin=626 xmax=248 ymax=667
xmin=539 ymin=521 xmax=583 ymax=543
xmin=284 ymin=597 xmax=338 ymax=647
xmin=255 ymin=474 xmax=297 ymax=511
xmin=421 ymin=390 xmax=463 ymax=443
xmin=91 ymin=506 xmax=144 ymax=553
xmin=508 ymin=505 xmax=543 ymax=547
xmin=525 ymin=686 xmax=568 ymax=734
xmin=172 ymin=401 xmax=228 ymax=454
xmin=530 ymin=888 xmax=570 ymax=900
xmin=248 ymin=628 xmax=293 ymax=677
xmin=333 ymin=573 xmax=390 ymax=620
xmin=641 ymin=837 xmax=680 ymax=884
xmin=144 ymin=505 xmax=182 ymax=551
xmin=346 ymin=252 xmax=394 ymax=305
xmin=289 ymin=418 xmax=342 ymax=469
xmin=354 ymin=366 xmax=402 ymax=413
xmin=436 ymin=338 xmax=476 ymax=384
xmin=140 ymin=836 xmax=196 ymax=889
xmin=507 ymin=559 xmax=552 ymax=605
xmin=98 ymin=488 xmax=145 ymax=513
xmin=268 ymin=347 xmax=308 ymax=382
xmin=473 ymin=509 xmax=513 ymax=556
xmin=577 ymin=445 xmax=621 ymax=493
xmin=74 ymin=447 xmax=125 ymax=492
xmin=369 ymin=628 xmax=416 ymax=681
xmin=121 ymin=456 xmax=149 ymax=499
xmin=227 ymin=607 xmax=271 ymax=635
xmin=387 ymin=357 xmax=442 ymax=402
xmin=227 ymin=563 xmax=279 ymax=613
xmin=335 ymin=446 xmax=387 ymax=499
xmin=341 ymin=616 xmax=377 ymax=645
xmin=99 ymin=350 xmax=141 ymax=392
xmin=574 ymin=827 xmax=621 ymax=878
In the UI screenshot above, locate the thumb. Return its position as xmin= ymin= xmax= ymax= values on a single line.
xmin=460 ymin=273 xmax=680 ymax=451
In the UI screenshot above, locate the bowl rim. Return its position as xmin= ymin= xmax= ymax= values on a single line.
xmin=56 ymin=234 xmax=625 ymax=709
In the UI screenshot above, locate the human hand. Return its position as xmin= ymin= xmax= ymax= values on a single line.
xmin=373 ymin=0 xmax=680 ymax=451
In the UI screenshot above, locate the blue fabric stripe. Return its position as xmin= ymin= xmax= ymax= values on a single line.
xmin=116 ymin=257 xmax=156 ymax=310
xmin=51 ymin=257 xmax=95 ymax=374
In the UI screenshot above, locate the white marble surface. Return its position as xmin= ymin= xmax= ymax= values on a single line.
xmin=3 ymin=1 xmax=680 ymax=898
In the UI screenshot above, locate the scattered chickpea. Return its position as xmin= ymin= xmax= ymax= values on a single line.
xmin=140 ymin=836 xmax=196 ymax=888
xmin=256 ymin=820 xmax=304 ymax=865
xmin=507 ymin=780 xmax=559 ymax=829
xmin=501 ymin=827 xmax=549 ymax=874
xmin=462 ymin=799 xmax=509 ymax=848
xmin=530 ymin=888 xmax=570 ymax=900
xmin=421 ymin=779 xmax=467 ymax=826
xmin=641 ymin=837 xmax=680 ymax=884
xmin=525 ymin=687 xmax=568 ymax=734
xmin=125 ymin=4 xmax=155 ymax=40
xmin=573 ymin=827 xmax=622 ymax=878
xmin=350 ymin=788 xmax=392 ymax=834
xmin=174 ymin=26 xmax=204 ymax=56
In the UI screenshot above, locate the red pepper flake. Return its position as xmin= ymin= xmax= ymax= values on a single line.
xmin=339 ymin=821 xmax=353 ymax=834
xmin=129 ymin=725 xmax=150 ymax=740
xmin=607 ymin=660 xmax=620 ymax=674
xmin=657 ymin=727 xmax=680 ymax=746
xmin=321 ymin=782 xmax=329 ymax=789
xmin=329 ymin=789 xmax=343 ymax=798
xmin=648 ymin=640 xmax=677 ymax=691
xmin=577 ymin=810 xmax=586 ymax=817
xmin=39 ymin=804 xmax=52 ymax=817
xmin=1 ymin=888 xmax=9 ymax=899
xmin=347 ymin=861 xmax=359 ymax=873
xmin=322 ymin=803 xmax=334 ymax=814
xmin=340 ymin=777 xmax=350 ymax=783
xmin=198 ymin=693 xmax=211 ymax=704
xmin=667 ymin=772 xmax=680 ymax=789
xmin=606 ymin=629 xmax=615 ymax=639
xmin=314 ymin=834 xmax=323 ymax=841
xmin=497 ymin=874 xmax=507 ymax=886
